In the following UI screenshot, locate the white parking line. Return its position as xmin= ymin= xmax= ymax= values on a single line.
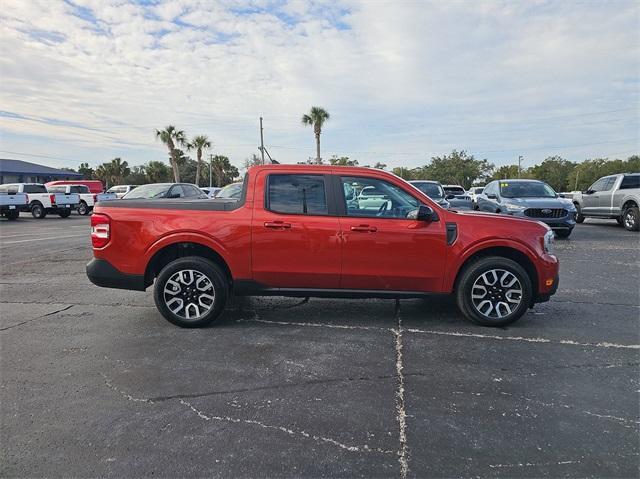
xmin=0 ymin=234 xmax=88 ymax=245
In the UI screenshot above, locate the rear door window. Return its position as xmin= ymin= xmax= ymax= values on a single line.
xmin=23 ymin=185 xmax=47 ymax=193
xmin=620 ymin=175 xmax=640 ymax=190
xmin=267 ymin=174 xmax=328 ymax=215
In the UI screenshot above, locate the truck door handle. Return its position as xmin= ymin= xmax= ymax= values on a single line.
xmin=350 ymin=225 xmax=377 ymax=232
xmin=264 ymin=221 xmax=291 ymax=229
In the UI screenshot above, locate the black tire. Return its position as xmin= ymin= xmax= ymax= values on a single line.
xmin=6 ymin=210 xmax=19 ymax=220
xmin=456 ymin=256 xmax=532 ymax=327
xmin=574 ymin=203 xmax=585 ymax=223
xmin=78 ymin=201 xmax=89 ymax=215
xmin=622 ymin=206 xmax=639 ymax=232
xmin=58 ymin=209 xmax=72 ymax=218
xmin=616 ymin=216 xmax=623 ymax=226
xmin=555 ymin=229 xmax=572 ymax=238
xmin=153 ymin=256 xmax=228 ymax=328
xmin=30 ymin=202 xmax=46 ymax=219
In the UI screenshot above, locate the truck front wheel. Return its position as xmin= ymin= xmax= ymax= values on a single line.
xmin=153 ymin=256 xmax=228 ymax=328
xmin=574 ymin=203 xmax=585 ymax=223
xmin=456 ymin=256 xmax=533 ymax=327
xmin=78 ymin=201 xmax=89 ymax=215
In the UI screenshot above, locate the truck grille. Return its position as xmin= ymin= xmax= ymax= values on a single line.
xmin=524 ymin=208 xmax=567 ymax=218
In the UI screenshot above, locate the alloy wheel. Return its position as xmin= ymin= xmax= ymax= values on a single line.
xmin=163 ymin=269 xmax=215 ymax=320
xmin=624 ymin=211 xmax=635 ymax=229
xmin=471 ymin=269 xmax=523 ymax=319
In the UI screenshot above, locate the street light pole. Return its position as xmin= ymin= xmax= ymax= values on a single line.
xmin=518 ymin=155 xmax=523 ymax=178
xmin=209 ymin=154 xmax=213 ymax=188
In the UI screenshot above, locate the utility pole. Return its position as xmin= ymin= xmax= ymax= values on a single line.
xmin=518 ymin=155 xmax=523 ymax=178
xmin=259 ymin=117 xmax=265 ymax=165
xmin=208 ymin=154 xmax=213 ymax=188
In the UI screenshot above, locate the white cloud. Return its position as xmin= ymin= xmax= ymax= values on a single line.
xmin=0 ymin=0 xmax=637 ymax=171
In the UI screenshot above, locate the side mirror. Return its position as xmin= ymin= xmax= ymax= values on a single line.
xmin=408 ymin=205 xmax=438 ymax=222
xmin=487 ymin=194 xmax=498 ymax=200
xmin=585 ymin=189 xmax=594 ymax=195
xmin=558 ymin=193 xmax=565 ymax=198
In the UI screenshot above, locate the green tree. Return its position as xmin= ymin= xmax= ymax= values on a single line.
xmin=187 ymin=135 xmax=211 ymax=186
xmin=78 ymin=162 xmax=94 ymax=179
xmin=528 ymin=156 xmax=576 ymax=191
xmin=145 ymin=161 xmax=172 ymax=183
xmin=392 ymin=167 xmax=420 ymax=180
xmin=301 ymin=106 xmax=330 ymax=163
xmin=94 ymin=158 xmax=130 ymax=188
xmin=124 ymin=165 xmax=147 ymax=185
xmin=156 ymin=125 xmax=186 ymax=182
xmin=207 ymin=155 xmax=239 ymax=187
xmin=567 ymin=155 xmax=640 ymax=191
xmin=423 ymin=150 xmax=493 ymax=189
xmin=329 ymin=155 xmax=358 ymax=166
xmin=491 ymin=165 xmax=521 ymax=181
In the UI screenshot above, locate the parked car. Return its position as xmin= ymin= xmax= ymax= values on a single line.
xmin=571 ymin=173 xmax=639 ymax=231
xmin=1 ymin=183 xmax=80 ymax=218
xmin=214 ymin=182 xmax=243 ymax=199
xmin=477 ymin=179 xmax=577 ymax=238
xmin=200 ymin=187 xmax=222 ymax=198
xmin=0 ymin=185 xmax=27 ymax=220
xmin=106 ymin=185 xmax=138 ymax=199
xmin=45 ymin=180 xmax=105 ymax=195
xmin=47 ymin=184 xmax=116 ymax=215
xmin=121 ymin=183 xmax=208 ymax=200
xmin=467 ymin=186 xmax=485 ymax=209
xmin=442 ymin=185 xmax=473 ymax=209
xmin=408 ymin=180 xmax=450 ymax=208
xmin=87 ymin=165 xmax=558 ymax=329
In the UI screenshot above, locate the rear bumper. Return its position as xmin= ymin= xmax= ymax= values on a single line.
xmin=86 ymin=258 xmax=146 ymax=291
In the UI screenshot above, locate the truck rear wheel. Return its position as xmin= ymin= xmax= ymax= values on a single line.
xmin=78 ymin=201 xmax=89 ymax=215
xmin=30 ymin=202 xmax=46 ymax=219
xmin=623 ymin=206 xmax=639 ymax=232
xmin=58 ymin=209 xmax=72 ymax=218
xmin=456 ymin=256 xmax=532 ymax=327
xmin=6 ymin=210 xmax=19 ymax=220
xmin=153 ymin=256 xmax=228 ymax=328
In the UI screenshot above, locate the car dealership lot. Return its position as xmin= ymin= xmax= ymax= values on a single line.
xmin=1 ymin=216 xmax=638 ymax=477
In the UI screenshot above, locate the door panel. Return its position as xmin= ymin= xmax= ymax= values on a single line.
xmin=339 ymin=217 xmax=447 ymax=291
xmin=251 ymin=172 xmax=341 ymax=288
xmin=336 ymin=175 xmax=447 ymax=292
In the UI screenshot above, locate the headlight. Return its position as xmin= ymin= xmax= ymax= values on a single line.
xmin=505 ymin=203 xmax=526 ymax=211
xmin=543 ymin=230 xmax=555 ymax=254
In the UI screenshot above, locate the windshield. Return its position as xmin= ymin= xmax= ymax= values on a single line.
xmin=413 ymin=182 xmax=444 ymax=199
xmin=500 ymin=181 xmax=556 ymax=198
xmin=123 ymin=184 xmax=171 ymax=199
xmin=216 ymin=183 xmax=242 ymax=199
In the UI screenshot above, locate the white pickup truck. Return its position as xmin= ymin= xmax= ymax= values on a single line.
xmin=46 ymin=184 xmax=116 ymax=215
xmin=0 ymin=186 xmax=28 ymax=220
xmin=1 ymin=183 xmax=80 ymax=218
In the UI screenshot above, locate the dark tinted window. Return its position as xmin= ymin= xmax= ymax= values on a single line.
xmin=70 ymin=186 xmax=89 ymax=193
xmin=23 ymin=184 xmax=47 ymax=193
xmin=620 ymin=175 xmax=639 ymax=189
xmin=169 ymin=185 xmax=185 ymax=198
xmin=412 ymin=182 xmax=444 ymax=199
xmin=268 ymin=174 xmax=328 ymax=215
xmin=443 ymin=186 xmax=465 ymax=195
xmin=499 ymin=181 xmax=556 ymax=198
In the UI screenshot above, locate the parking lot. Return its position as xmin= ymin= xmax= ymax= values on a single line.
xmin=1 ymin=215 xmax=638 ymax=478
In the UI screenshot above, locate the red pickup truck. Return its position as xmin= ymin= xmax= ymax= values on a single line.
xmin=87 ymin=165 xmax=559 ymax=328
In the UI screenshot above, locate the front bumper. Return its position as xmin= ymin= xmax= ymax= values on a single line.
xmin=508 ymin=211 xmax=576 ymax=230
xmin=534 ymin=274 xmax=559 ymax=304
xmin=86 ymin=258 xmax=146 ymax=291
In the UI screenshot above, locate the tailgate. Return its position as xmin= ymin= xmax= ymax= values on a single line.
xmin=0 ymin=193 xmax=28 ymax=206
xmin=53 ymin=193 xmax=80 ymax=205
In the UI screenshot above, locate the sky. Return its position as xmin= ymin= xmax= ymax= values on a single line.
xmin=0 ymin=0 xmax=639 ymax=173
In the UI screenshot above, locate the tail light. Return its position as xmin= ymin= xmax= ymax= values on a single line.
xmin=50 ymin=194 xmax=56 ymax=205
xmin=91 ymin=213 xmax=110 ymax=248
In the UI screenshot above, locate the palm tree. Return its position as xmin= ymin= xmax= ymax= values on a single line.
xmin=187 ymin=135 xmax=211 ymax=186
xmin=110 ymin=157 xmax=130 ymax=185
xmin=301 ymin=106 xmax=330 ymax=163
xmin=155 ymin=125 xmax=186 ymax=182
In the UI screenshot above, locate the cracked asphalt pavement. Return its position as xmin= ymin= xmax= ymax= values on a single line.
xmin=1 ymin=215 xmax=639 ymax=478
